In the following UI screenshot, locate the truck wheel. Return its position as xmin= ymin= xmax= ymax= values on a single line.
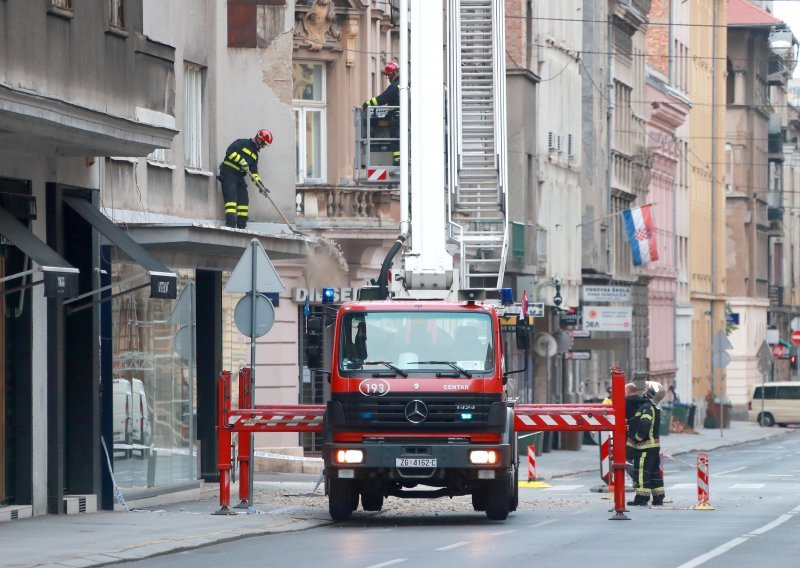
xmin=361 ymin=490 xmax=384 ymax=511
xmin=485 ymin=476 xmax=511 ymax=521
xmin=328 ymin=478 xmax=355 ymax=521
xmin=471 ymin=487 xmax=487 ymax=511
xmin=510 ymin=463 xmax=519 ymax=511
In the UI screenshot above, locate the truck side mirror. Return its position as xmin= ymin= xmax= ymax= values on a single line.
xmin=515 ymin=320 xmax=530 ymax=351
xmin=305 ymin=316 xmax=323 ymax=369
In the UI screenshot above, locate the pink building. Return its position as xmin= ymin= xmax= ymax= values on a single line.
xmin=645 ymin=76 xmax=689 ymax=390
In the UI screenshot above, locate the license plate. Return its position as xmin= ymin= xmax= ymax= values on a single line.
xmin=396 ymin=458 xmax=437 ymax=468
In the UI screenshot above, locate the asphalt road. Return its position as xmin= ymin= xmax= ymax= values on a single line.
xmin=126 ymin=434 xmax=800 ymax=568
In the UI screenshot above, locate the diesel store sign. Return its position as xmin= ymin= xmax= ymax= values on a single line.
xmin=292 ymin=287 xmax=358 ymax=303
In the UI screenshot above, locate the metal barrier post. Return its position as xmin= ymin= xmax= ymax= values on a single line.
xmin=236 ymin=367 xmax=252 ymax=509
xmin=527 ymin=445 xmax=538 ymax=481
xmin=693 ymin=452 xmax=714 ymax=510
xmin=609 ymin=367 xmax=629 ymax=520
xmin=214 ymin=370 xmax=235 ymax=515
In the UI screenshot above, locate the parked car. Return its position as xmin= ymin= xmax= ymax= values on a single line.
xmin=130 ymin=378 xmax=152 ymax=455
xmin=112 ymin=378 xmax=131 ymax=448
xmin=748 ymin=381 xmax=800 ymax=427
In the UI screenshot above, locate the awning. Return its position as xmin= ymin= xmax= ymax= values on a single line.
xmin=63 ymin=197 xmax=177 ymax=300
xmin=0 ymin=205 xmax=79 ymax=298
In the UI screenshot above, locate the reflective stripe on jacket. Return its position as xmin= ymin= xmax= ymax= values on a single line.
xmin=221 ymin=138 xmax=261 ymax=177
xmin=626 ymin=400 xmax=660 ymax=449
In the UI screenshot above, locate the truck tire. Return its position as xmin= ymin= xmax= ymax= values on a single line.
xmin=485 ymin=475 xmax=511 ymax=520
xmin=361 ymin=490 xmax=384 ymax=511
xmin=329 ymin=478 xmax=356 ymax=521
xmin=471 ymin=487 xmax=487 ymax=511
xmin=510 ymin=462 xmax=519 ymax=511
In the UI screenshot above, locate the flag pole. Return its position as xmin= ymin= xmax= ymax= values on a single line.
xmin=575 ymin=201 xmax=658 ymax=229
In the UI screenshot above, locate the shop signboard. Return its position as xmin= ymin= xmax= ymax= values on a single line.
xmin=582 ymin=285 xmax=631 ymax=303
xmin=582 ymin=306 xmax=632 ymax=332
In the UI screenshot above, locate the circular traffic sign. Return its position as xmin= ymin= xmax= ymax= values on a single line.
xmin=234 ymin=294 xmax=275 ymax=338
xmin=792 ymin=329 xmax=800 ymax=346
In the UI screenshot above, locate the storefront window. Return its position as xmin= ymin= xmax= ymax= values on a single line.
xmin=111 ymin=265 xmax=196 ymax=491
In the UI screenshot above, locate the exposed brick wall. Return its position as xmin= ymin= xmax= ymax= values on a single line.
xmin=646 ymin=0 xmax=669 ymax=76
xmin=505 ymin=0 xmax=527 ymax=70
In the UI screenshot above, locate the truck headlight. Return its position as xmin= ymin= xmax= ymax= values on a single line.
xmin=335 ymin=449 xmax=364 ymax=464
xmin=469 ymin=450 xmax=498 ymax=465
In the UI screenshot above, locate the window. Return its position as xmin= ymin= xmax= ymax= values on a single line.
xmin=293 ymin=63 xmax=327 ymax=184
xmin=777 ymin=386 xmax=800 ymax=400
xmin=184 ymin=65 xmax=204 ymax=170
xmin=52 ymin=0 xmax=73 ymax=9
xmin=148 ymin=147 xmax=167 ymax=164
xmin=109 ymin=0 xmax=124 ymax=29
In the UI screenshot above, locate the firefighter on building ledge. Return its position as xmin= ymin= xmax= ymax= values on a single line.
xmin=218 ymin=129 xmax=273 ymax=229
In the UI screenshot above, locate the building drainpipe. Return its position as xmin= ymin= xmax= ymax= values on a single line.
xmin=711 ymin=0 xmax=721 ymax=435
xmin=606 ymin=13 xmax=614 ymax=276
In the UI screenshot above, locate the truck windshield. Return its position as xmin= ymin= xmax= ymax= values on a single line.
xmin=340 ymin=311 xmax=494 ymax=374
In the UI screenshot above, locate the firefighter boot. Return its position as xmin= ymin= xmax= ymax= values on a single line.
xmin=627 ymin=493 xmax=650 ymax=507
xmin=225 ymin=213 xmax=237 ymax=228
xmin=652 ymin=494 xmax=665 ymax=506
xmin=237 ymin=215 xmax=248 ymax=229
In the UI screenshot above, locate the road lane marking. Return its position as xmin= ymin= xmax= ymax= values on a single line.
xmin=675 ymin=503 xmax=800 ymax=568
xmin=529 ymin=519 xmax=556 ymax=528
xmin=490 ymin=530 xmax=516 ymax=536
xmin=670 ymin=483 xmax=696 ymax=489
xmin=715 ymin=466 xmax=747 ymax=476
xmin=730 ymin=483 xmax=764 ymax=489
xmin=766 ymin=474 xmax=793 ymax=477
xmin=365 ymin=560 xmax=406 ymax=568
xmin=545 ymin=485 xmax=584 ymax=491
xmin=435 ymin=542 xmax=467 ymax=551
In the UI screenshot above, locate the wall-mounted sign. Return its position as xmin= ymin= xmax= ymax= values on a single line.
xmin=565 ymin=350 xmax=591 ymax=360
xmin=582 ymin=306 xmax=632 ymax=332
xmin=582 ymin=285 xmax=631 ymax=303
xmin=529 ymin=302 xmax=544 ymax=317
xmin=292 ymin=287 xmax=358 ymax=303
xmin=560 ymin=311 xmax=582 ymax=328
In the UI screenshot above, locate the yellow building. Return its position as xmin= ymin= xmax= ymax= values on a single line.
xmin=689 ymin=0 xmax=727 ymax=412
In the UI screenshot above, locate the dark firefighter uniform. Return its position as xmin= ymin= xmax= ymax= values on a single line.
xmin=219 ymin=139 xmax=263 ymax=228
xmin=363 ymin=78 xmax=400 ymax=165
xmin=626 ymin=397 xmax=664 ymax=506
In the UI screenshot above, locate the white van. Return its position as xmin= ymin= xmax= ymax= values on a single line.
xmin=748 ymin=382 xmax=800 ymax=427
xmin=130 ymin=378 xmax=152 ymax=451
xmin=112 ymin=378 xmax=131 ymax=445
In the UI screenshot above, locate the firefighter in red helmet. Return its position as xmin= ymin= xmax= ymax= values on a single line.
xmin=217 ymin=129 xmax=273 ymax=229
xmin=363 ymin=61 xmax=400 ymax=164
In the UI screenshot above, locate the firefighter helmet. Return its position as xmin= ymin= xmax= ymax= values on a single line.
xmin=644 ymin=381 xmax=666 ymax=405
xmin=384 ymin=61 xmax=399 ymax=80
xmin=254 ymin=129 xmax=273 ymax=148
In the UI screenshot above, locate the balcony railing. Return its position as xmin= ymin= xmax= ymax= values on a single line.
xmin=296 ymin=185 xmax=398 ymax=227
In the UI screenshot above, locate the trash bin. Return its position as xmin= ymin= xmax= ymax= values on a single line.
xmin=671 ymin=402 xmax=690 ymax=428
xmin=705 ymin=396 xmax=732 ymax=429
xmin=517 ymin=431 xmax=544 ymax=456
xmin=542 ymin=431 xmax=553 ymax=453
xmin=560 ymin=430 xmax=583 ymax=451
xmin=659 ymin=403 xmax=672 ymax=436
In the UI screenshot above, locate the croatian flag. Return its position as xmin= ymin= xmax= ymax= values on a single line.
xmin=622 ymin=205 xmax=658 ymax=266
xmin=522 ymin=289 xmax=529 ymax=317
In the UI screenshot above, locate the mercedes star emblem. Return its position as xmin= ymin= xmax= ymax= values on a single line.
xmin=404 ymin=399 xmax=428 ymax=424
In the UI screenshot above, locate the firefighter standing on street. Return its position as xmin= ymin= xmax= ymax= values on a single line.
xmin=218 ymin=129 xmax=272 ymax=229
xmin=363 ymin=61 xmax=400 ymax=165
xmin=627 ymin=381 xmax=666 ymax=506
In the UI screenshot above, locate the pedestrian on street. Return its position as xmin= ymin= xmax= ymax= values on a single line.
xmin=218 ymin=129 xmax=272 ymax=228
xmin=627 ymin=381 xmax=666 ymax=506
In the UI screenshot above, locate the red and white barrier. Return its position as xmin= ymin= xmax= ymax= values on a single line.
xmin=599 ymin=432 xmax=611 ymax=485
xmin=527 ymin=445 xmax=538 ymax=481
xmin=693 ymin=452 xmax=714 ymax=510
